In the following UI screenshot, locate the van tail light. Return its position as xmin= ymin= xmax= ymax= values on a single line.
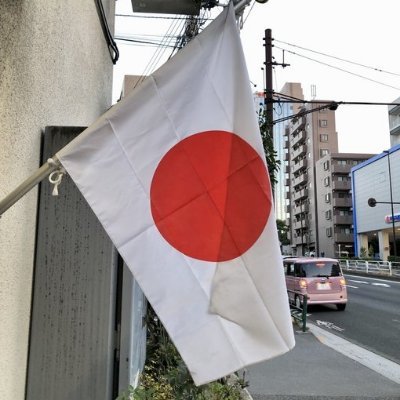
xmin=299 ymin=279 xmax=307 ymax=289
xmin=340 ymin=277 xmax=346 ymax=286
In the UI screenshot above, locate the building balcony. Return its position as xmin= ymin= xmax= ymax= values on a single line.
xmin=292 ymin=144 xmax=307 ymax=161
xmin=293 ymin=219 xmax=307 ymax=231
xmin=284 ymin=152 xmax=289 ymax=162
xmin=333 ymin=215 xmax=353 ymax=225
xmin=334 ymin=233 xmax=354 ymax=243
xmin=293 ymin=172 xmax=307 ymax=188
xmin=291 ymin=130 xmax=306 ymax=147
xmin=291 ymin=116 xmax=306 ymax=134
xmin=293 ymin=188 xmax=308 ymax=201
xmin=293 ymin=203 xmax=309 ymax=216
xmin=332 ymin=180 xmax=351 ymax=190
xmin=293 ymin=235 xmax=306 ymax=245
xmin=293 ymin=158 xmax=307 ymax=174
xmin=332 ymin=197 xmax=351 ymax=207
xmin=331 ymin=164 xmax=350 ymax=174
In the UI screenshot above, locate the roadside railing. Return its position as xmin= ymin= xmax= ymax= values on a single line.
xmin=287 ymin=289 xmax=308 ymax=332
xmin=339 ymin=259 xmax=400 ymax=277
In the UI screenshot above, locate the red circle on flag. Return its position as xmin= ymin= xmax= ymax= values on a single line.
xmin=150 ymin=130 xmax=272 ymax=262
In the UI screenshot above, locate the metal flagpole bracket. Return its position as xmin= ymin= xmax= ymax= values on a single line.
xmin=0 ymin=156 xmax=62 ymax=217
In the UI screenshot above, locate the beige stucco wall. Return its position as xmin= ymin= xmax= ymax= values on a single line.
xmin=0 ymin=2 xmax=115 ymax=398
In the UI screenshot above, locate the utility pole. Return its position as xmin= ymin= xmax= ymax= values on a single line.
xmin=264 ymin=29 xmax=274 ymax=133
xmin=263 ymin=29 xmax=289 ymax=134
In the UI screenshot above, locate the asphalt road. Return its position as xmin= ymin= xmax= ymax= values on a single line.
xmin=307 ymin=273 xmax=400 ymax=364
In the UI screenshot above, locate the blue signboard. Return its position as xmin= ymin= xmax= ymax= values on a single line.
xmin=385 ymin=213 xmax=400 ymax=223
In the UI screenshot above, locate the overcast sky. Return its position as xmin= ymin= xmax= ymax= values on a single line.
xmin=113 ymin=0 xmax=400 ymax=155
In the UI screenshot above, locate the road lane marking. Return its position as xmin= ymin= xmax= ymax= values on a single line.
xmin=345 ymin=274 xmax=400 ymax=285
xmin=371 ymin=283 xmax=391 ymax=287
xmin=316 ymin=319 xmax=344 ymax=332
xmin=345 ymin=285 xmax=358 ymax=289
xmin=348 ymin=279 xmax=369 ymax=284
xmin=309 ymin=323 xmax=400 ymax=384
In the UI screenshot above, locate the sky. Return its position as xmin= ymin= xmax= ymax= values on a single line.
xmin=113 ymin=0 xmax=400 ymax=155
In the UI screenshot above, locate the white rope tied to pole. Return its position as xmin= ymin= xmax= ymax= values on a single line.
xmin=47 ymin=158 xmax=66 ymax=196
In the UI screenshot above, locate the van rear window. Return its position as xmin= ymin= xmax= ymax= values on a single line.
xmin=295 ymin=262 xmax=341 ymax=277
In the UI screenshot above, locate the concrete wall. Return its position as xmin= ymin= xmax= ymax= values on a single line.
xmin=0 ymin=2 xmax=115 ymax=398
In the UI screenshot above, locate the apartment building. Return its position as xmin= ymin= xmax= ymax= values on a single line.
xmin=316 ymin=153 xmax=375 ymax=258
xmin=388 ymin=96 xmax=400 ymax=147
xmin=285 ymin=102 xmax=339 ymax=256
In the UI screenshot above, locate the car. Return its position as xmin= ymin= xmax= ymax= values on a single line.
xmin=283 ymin=257 xmax=347 ymax=311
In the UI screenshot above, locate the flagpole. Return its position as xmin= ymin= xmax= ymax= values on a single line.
xmin=0 ymin=157 xmax=61 ymax=217
xmin=233 ymin=0 xmax=252 ymax=11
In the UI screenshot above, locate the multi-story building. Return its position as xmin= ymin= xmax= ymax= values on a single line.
xmin=285 ymin=100 xmax=339 ymax=256
xmin=388 ymin=96 xmax=400 ymax=147
xmin=352 ymin=146 xmax=400 ymax=260
xmin=273 ymin=83 xmax=304 ymax=222
xmin=316 ymin=153 xmax=375 ymax=258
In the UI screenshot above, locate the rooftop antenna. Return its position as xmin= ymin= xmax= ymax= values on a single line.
xmin=311 ymin=84 xmax=316 ymax=100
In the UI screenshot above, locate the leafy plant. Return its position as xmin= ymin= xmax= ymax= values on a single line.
xmin=117 ymin=306 xmax=248 ymax=400
xmin=258 ymin=108 xmax=281 ymax=188
xmin=359 ymin=246 xmax=367 ymax=259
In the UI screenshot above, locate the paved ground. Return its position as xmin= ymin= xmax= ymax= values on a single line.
xmin=243 ymin=323 xmax=400 ymax=400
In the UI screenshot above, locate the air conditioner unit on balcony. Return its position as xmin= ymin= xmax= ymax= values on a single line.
xmin=132 ymin=0 xmax=201 ymax=15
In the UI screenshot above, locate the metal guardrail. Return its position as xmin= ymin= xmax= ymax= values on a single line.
xmin=339 ymin=259 xmax=400 ymax=277
xmin=287 ymin=289 xmax=308 ymax=332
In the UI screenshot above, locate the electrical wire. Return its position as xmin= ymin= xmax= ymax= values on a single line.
xmin=243 ymin=0 xmax=256 ymax=25
xmin=135 ymin=16 xmax=186 ymax=88
xmin=94 ymin=0 xmax=119 ymax=64
xmin=275 ymin=45 xmax=400 ymax=91
xmin=115 ymin=37 xmax=177 ymax=48
xmin=274 ymin=39 xmax=400 ymax=78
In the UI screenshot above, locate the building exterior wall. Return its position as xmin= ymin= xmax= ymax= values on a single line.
xmin=352 ymin=145 xmax=400 ymax=259
xmin=388 ymin=96 xmax=400 ymax=147
xmin=316 ymin=153 xmax=375 ymax=258
xmin=286 ymin=99 xmax=338 ymax=256
xmin=0 ymin=2 xmax=115 ymax=398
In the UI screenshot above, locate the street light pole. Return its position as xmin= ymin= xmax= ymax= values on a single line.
xmin=385 ymin=150 xmax=397 ymax=259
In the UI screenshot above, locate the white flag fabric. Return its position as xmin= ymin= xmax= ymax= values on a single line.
xmin=57 ymin=4 xmax=295 ymax=385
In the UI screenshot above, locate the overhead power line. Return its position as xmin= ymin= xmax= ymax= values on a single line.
xmin=274 ymin=39 xmax=400 ymax=78
xmin=274 ymin=45 xmax=400 ymax=91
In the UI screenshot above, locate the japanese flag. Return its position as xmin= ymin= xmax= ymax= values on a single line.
xmin=57 ymin=4 xmax=295 ymax=385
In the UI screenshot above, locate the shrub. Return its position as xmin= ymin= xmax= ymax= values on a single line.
xmin=117 ymin=306 xmax=247 ymax=400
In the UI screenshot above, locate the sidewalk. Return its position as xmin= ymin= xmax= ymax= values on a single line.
xmin=242 ymin=322 xmax=400 ymax=400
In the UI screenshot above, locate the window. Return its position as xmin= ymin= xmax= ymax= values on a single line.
xmin=320 ymin=134 xmax=328 ymax=142
xmin=325 ymin=193 xmax=331 ymax=203
xmin=324 ymin=176 xmax=330 ymax=186
xmin=338 ymin=227 xmax=352 ymax=235
xmin=325 ymin=210 xmax=332 ymax=220
xmin=285 ymin=263 xmax=294 ymax=276
xmin=326 ymin=227 xmax=332 ymax=237
xmin=320 ymin=149 xmax=329 ymax=157
xmin=323 ymin=160 xmax=330 ymax=171
xmin=319 ymin=120 xmax=328 ymax=127
xmin=337 ymin=160 xmax=347 ymax=166
xmin=338 ymin=209 xmax=352 ymax=216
